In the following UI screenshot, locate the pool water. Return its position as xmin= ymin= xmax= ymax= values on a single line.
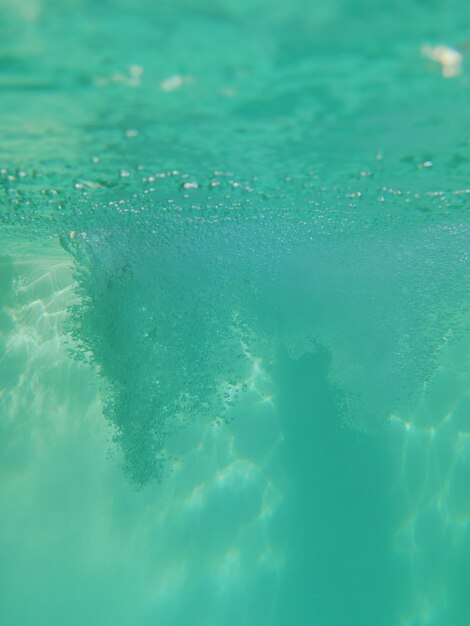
xmin=1 ymin=1 xmax=470 ymax=625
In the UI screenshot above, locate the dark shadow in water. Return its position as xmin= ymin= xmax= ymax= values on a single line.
xmin=271 ymin=345 xmax=404 ymax=626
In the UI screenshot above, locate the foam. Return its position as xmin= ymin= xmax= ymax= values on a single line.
xmin=65 ymin=190 xmax=470 ymax=484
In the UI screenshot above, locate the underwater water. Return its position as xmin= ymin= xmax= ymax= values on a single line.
xmin=1 ymin=0 xmax=470 ymax=624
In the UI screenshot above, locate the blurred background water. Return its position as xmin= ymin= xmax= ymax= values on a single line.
xmin=1 ymin=1 xmax=470 ymax=625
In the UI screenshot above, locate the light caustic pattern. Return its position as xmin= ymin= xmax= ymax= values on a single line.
xmin=391 ymin=318 xmax=470 ymax=626
xmin=0 ymin=249 xmax=285 ymax=626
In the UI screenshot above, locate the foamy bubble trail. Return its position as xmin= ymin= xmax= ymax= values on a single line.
xmin=65 ymin=187 xmax=470 ymax=485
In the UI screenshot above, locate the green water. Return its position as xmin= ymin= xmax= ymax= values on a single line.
xmin=1 ymin=0 xmax=470 ymax=624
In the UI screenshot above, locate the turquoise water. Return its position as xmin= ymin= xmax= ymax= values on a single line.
xmin=1 ymin=0 xmax=470 ymax=624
